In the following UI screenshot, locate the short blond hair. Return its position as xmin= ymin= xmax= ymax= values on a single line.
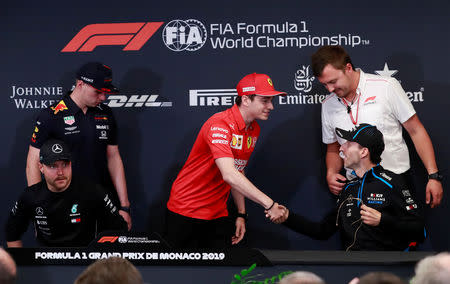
xmin=412 ymin=252 xmax=450 ymax=284
xmin=279 ymin=271 xmax=325 ymax=284
xmin=74 ymin=257 xmax=143 ymax=284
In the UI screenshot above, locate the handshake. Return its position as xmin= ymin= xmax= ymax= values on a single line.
xmin=264 ymin=203 xmax=289 ymax=224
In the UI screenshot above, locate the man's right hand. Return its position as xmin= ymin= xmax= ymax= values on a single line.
xmin=265 ymin=202 xmax=285 ymax=221
xmin=119 ymin=210 xmax=132 ymax=231
xmin=271 ymin=205 xmax=289 ymax=224
xmin=326 ymin=172 xmax=346 ymax=195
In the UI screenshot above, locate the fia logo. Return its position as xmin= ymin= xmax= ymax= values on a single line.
xmin=162 ymin=19 xmax=207 ymax=51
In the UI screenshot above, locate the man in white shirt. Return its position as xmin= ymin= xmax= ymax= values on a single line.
xmin=312 ymin=45 xmax=443 ymax=208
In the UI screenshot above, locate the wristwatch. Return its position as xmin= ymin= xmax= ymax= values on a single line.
xmin=428 ymin=172 xmax=443 ymax=182
xmin=120 ymin=206 xmax=131 ymax=213
xmin=237 ymin=213 xmax=248 ymax=221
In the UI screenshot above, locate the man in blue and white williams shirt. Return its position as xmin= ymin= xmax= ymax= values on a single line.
xmin=276 ymin=124 xmax=425 ymax=251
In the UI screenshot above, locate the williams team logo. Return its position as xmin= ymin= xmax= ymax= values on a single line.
xmin=162 ymin=19 xmax=207 ymax=51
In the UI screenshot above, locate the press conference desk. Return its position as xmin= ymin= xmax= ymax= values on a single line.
xmin=8 ymin=247 xmax=433 ymax=284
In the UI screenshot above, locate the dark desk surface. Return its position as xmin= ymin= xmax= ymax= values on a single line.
xmin=12 ymin=250 xmax=434 ymax=284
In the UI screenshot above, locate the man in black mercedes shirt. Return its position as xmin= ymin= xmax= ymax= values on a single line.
xmin=6 ymin=139 xmax=127 ymax=247
xmin=273 ymin=124 xmax=425 ymax=251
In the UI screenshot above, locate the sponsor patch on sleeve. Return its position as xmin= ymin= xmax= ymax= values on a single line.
xmin=230 ymin=134 xmax=243 ymax=150
xmin=406 ymin=204 xmax=418 ymax=211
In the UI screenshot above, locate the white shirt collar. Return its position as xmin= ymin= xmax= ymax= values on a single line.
xmin=355 ymin=68 xmax=366 ymax=95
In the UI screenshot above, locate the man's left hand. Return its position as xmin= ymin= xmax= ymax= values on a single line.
xmin=426 ymin=179 xmax=443 ymax=208
xmin=232 ymin=217 xmax=246 ymax=245
xmin=119 ymin=210 xmax=132 ymax=231
xmin=360 ymin=204 xmax=381 ymax=226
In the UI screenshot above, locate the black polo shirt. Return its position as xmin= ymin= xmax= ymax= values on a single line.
xmin=30 ymin=95 xmax=118 ymax=192
xmin=283 ymin=165 xmax=425 ymax=250
xmin=6 ymin=178 xmax=127 ymax=247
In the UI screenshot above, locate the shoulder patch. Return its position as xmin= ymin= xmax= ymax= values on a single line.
xmin=379 ymin=172 xmax=392 ymax=181
xmin=50 ymin=100 xmax=68 ymax=114
xmin=371 ymin=169 xmax=393 ymax=189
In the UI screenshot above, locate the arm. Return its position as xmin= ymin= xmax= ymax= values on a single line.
xmin=97 ymin=186 xmax=128 ymax=232
xmin=326 ymin=142 xmax=346 ymax=195
xmin=360 ymin=179 xmax=425 ymax=244
xmin=215 ymin=157 xmax=285 ymax=221
xmin=379 ymin=209 xmax=425 ymax=243
xmin=281 ymin=206 xmax=338 ymax=240
xmin=231 ymin=188 xmax=246 ymax=215
xmin=26 ymin=145 xmax=42 ymax=186
xmin=230 ymin=188 xmax=246 ymax=245
xmin=6 ymin=196 xmax=32 ymax=247
xmin=402 ymin=114 xmax=443 ymax=208
xmin=361 ymin=205 xmax=424 ymax=242
xmin=106 ymin=145 xmax=131 ymax=230
xmin=7 ymin=241 xmax=23 ymax=248
xmin=385 ymin=178 xmax=425 ymax=243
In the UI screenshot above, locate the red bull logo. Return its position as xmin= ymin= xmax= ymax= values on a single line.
xmin=51 ymin=100 xmax=68 ymax=114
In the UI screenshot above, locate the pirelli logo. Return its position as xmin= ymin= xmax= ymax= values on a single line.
xmin=189 ymin=89 xmax=238 ymax=107
xmin=62 ymin=22 xmax=164 ymax=52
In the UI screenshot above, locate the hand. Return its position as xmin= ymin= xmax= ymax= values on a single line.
xmin=119 ymin=210 xmax=132 ymax=231
xmin=360 ymin=204 xmax=381 ymax=226
xmin=232 ymin=217 xmax=246 ymax=245
xmin=264 ymin=202 xmax=286 ymax=222
xmin=327 ymin=172 xmax=346 ymax=195
xmin=271 ymin=205 xmax=289 ymax=224
xmin=348 ymin=277 xmax=359 ymax=284
xmin=426 ymin=179 xmax=443 ymax=208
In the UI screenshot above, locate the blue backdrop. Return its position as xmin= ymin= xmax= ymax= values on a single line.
xmin=2 ymin=0 xmax=448 ymax=251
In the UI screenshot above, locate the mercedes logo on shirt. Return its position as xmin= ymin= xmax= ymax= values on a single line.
xmin=52 ymin=144 xmax=63 ymax=153
xmin=36 ymin=207 xmax=44 ymax=215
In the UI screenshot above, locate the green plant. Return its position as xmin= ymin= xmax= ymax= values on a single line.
xmin=231 ymin=263 xmax=292 ymax=284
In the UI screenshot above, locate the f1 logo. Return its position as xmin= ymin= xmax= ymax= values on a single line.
xmin=61 ymin=22 xmax=164 ymax=52
xmin=97 ymin=236 xmax=119 ymax=243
